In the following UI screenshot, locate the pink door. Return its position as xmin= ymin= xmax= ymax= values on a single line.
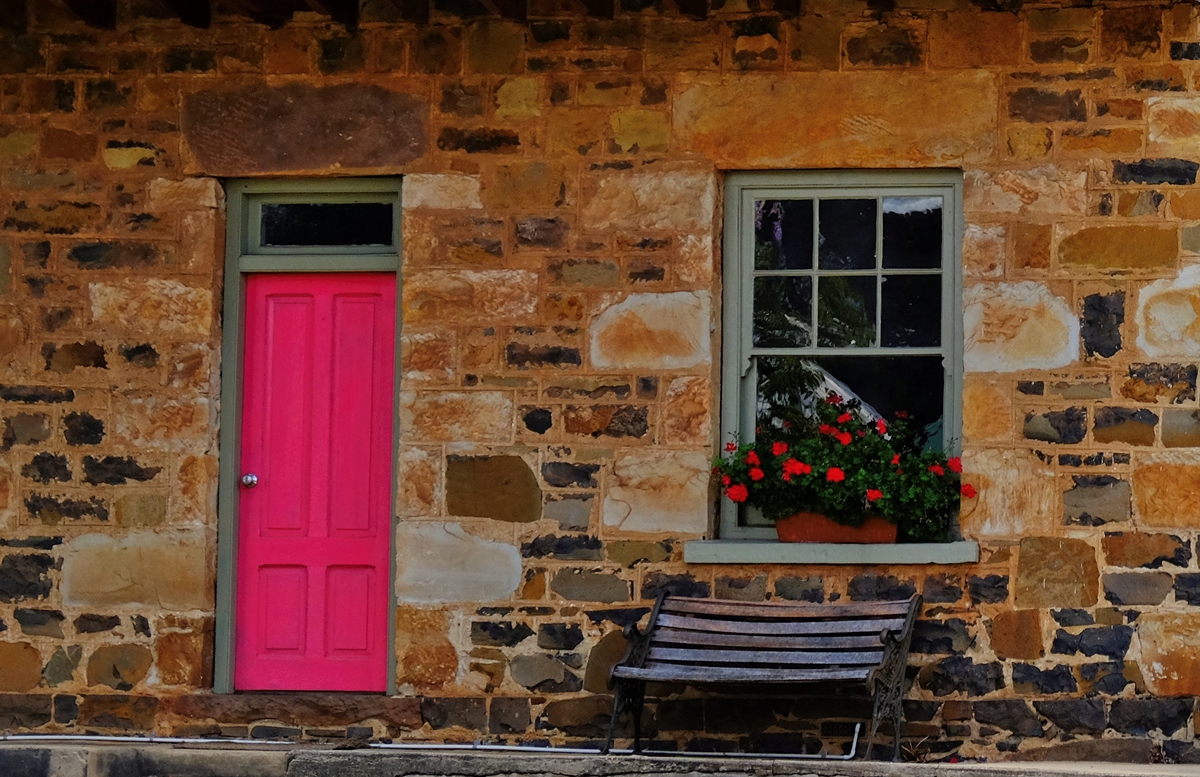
xmin=236 ymin=273 xmax=395 ymax=691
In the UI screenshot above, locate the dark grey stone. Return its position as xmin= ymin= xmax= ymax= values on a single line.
xmin=541 ymin=462 xmax=598 ymax=488
xmin=911 ymin=618 xmax=971 ymax=655
xmin=641 ymin=572 xmax=710 ymax=600
xmin=917 ymin=657 xmax=1004 ymax=697
xmin=1080 ymin=661 xmax=1134 ymax=695
xmin=1023 ymin=407 xmax=1087 ymax=444
xmin=63 ymin=411 xmax=104 ymax=445
xmin=0 ymin=386 xmax=74 ymax=404
xmin=1113 ymin=158 xmax=1199 ymax=185
xmin=1103 ymin=571 xmax=1173 ymax=605
xmin=74 ymin=613 xmax=121 ymax=633
xmin=521 ymin=535 xmax=602 ymax=561
xmin=967 ymin=574 xmax=1008 ymax=604
xmin=0 ymin=749 xmax=49 ymax=777
xmin=774 ymin=575 xmax=823 ymax=602
xmin=52 ymin=694 xmax=78 ymax=724
xmin=537 ymin=623 xmax=583 ymax=650
xmin=21 ymin=453 xmax=70 ymax=484
xmin=1034 ymin=698 xmax=1106 ymax=733
xmin=1063 ymin=475 xmax=1131 ymax=526
xmin=1051 ymin=625 xmax=1133 ymax=659
xmin=489 ymin=697 xmax=531 ymax=734
xmin=584 ymin=608 xmax=649 ymax=628
xmin=973 ymin=700 xmax=1044 ymax=737
xmin=0 ymin=554 xmax=54 ymax=602
xmin=1012 ymin=663 xmax=1077 ymax=694
xmin=42 ymin=645 xmax=81 ymax=686
xmin=553 ymin=570 xmax=631 ymax=603
xmin=14 ymin=609 xmax=62 ymax=638
xmin=1081 ymin=291 xmax=1124 ymax=358
xmin=542 ymin=494 xmax=592 ymax=530
xmin=847 ymin=573 xmax=916 ymax=601
xmin=1109 ymin=698 xmax=1192 ymax=736
xmin=521 ymin=407 xmax=553 ymax=434
xmin=921 ymin=574 xmax=962 ymax=604
xmin=470 ymin=621 xmax=533 ymax=647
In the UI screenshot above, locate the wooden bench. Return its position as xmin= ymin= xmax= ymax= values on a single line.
xmin=602 ymin=593 xmax=922 ymax=760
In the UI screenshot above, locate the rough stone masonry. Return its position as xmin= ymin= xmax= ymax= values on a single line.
xmin=3 ymin=0 xmax=1200 ymax=764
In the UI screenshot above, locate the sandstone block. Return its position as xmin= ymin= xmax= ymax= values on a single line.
xmin=960 ymin=449 xmax=1058 ymax=538
xmin=590 ymin=291 xmax=711 ymax=370
xmin=488 ymin=161 xmax=566 ymax=210
xmin=662 ymin=376 xmax=711 ymax=446
xmin=89 ymin=279 xmax=212 ymax=338
xmin=1133 ymin=459 xmax=1200 ymax=528
xmin=602 ymin=449 xmax=708 ymax=535
xmin=401 ymin=330 xmax=454 ymax=385
xmin=403 ymin=270 xmax=538 ymax=324
xmin=86 ymin=644 xmax=153 ymax=690
xmin=928 ymin=12 xmax=1020 ymax=67
xmin=963 ymin=282 xmax=1078 ymax=372
xmin=1103 ymin=572 xmax=1172 ymax=605
xmin=395 ymin=606 xmax=457 ymax=689
xmin=1163 ymin=409 xmax=1200 ymax=447
xmin=403 ymin=174 xmax=483 ymax=210
xmin=988 ymin=610 xmax=1043 ymax=660
xmin=1015 ymin=537 xmax=1099 ymax=609
xmin=1063 ymin=475 xmax=1131 ymax=526
xmin=61 ymin=531 xmax=209 ymax=610
xmin=962 ymin=224 xmax=1003 ymax=279
xmin=446 ymin=455 xmax=541 ymax=523
xmin=1136 ymin=266 xmax=1200 ymax=358
xmin=1137 ymin=613 xmax=1200 ymax=695
xmin=495 ymin=77 xmax=540 ymax=120
xmin=402 ymin=391 xmax=513 ymax=443
xmin=394 ymin=522 xmax=521 ymax=604
xmin=1006 ymin=126 xmax=1052 ymax=161
xmin=675 ymin=72 xmax=996 ymax=167
xmin=1103 ymin=532 xmax=1190 ymax=568
xmin=609 ymin=109 xmax=669 ymax=153
xmin=961 ymin=381 xmax=1010 ymax=442
xmin=396 ymin=446 xmax=440 ymax=517
xmin=109 ymin=396 xmax=210 ymax=454
xmin=1058 ymin=225 xmax=1177 ymax=272
xmin=156 ymin=627 xmax=210 ymax=687
xmin=581 ymin=169 xmax=715 ymax=233
xmin=964 ymin=166 xmax=1086 ymax=215
xmin=182 ymin=83 xmax=426 ymax=175
xmin=0 ymin=642 xmax=42 ymax=692
xmin=147 ymin=178 xmax=222 ymax=211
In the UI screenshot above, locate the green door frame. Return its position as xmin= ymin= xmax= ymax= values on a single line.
xmin=214 ymin=177 xmax=403 ymax=694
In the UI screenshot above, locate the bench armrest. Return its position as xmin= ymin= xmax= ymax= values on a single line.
xmin=867 ymin=594 xmax=922 ymax=691
xmin=606 ymin=592 xmax=668 ymax=689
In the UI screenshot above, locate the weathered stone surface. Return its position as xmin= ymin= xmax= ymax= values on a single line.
xmin=87 ymin=644 xmax=152 ymax=690
xmin=922 ymin=574 xmax=962 ymax=604
xmin=968 ymin=575 xmax=1008 ymax=604
xmin=1109 ymin=699 xmax=1191 ymax=736
xmin=590 ymin=291 xmax=710 ymax=371
xmin=445 ymin=455 xmax=541 ymax=523
xmin=917 ymin=657 xmax=1005 ymax=697
xmin=714 ymin=574 xmax=767 ymax=602
xmin=1051 ymin=625 xmax=1132 ymax=659
xmin=0 ymin=642 xmax=42 ymax=691
xmin=1059 ymin=225 xmax=1177 ymax=272
xmin=1014 ymin=536 xmax=1098 ymax=609
xmin=961 ymin=381 xmax=1011 ymax=442
xmin=605 ymin=540 xmax=670 ymax=568
xmin=510 ymin=654 xmax=566 ymax=690
xmin=0 ymin=554 xmax=54 ymax=603
xmin=965 ymin=166 xmax=1087 ymax=215
xmin=581 ymin=170 xmax=714 ymax=232
xmin=848 ymin=574 xmax=916 ymax=601
xmin=775 ymin=575 xmax=824 ymax=602
xmin=563 ymin=405 xmax=649 ymax=439
xmin=642 ymin=571 xmax=710 ymax=600
xmin=602 ymin=449 xmax=708 ymax=535
xmin=396 ymin=607 xmax=457 ymax=690
xmin=1138 ymin=613 xmax=1200 ymax=695
xmin=912 ymin=618 xmax=970 ymax=655
xmin=1133 ymin=460 xmax=1200 ymax=528
xmin=550 ymin=569 xmax=629 ymax=603
xmin=403 ymin=174 xmax=483 ymax=210
xmin=89 ymin=279 xmax=212 ymax=338
xmin=1064 ymin=475 xmax=1132 ymax=526
xmin=1148 ymin=96 xmax=1200 ymax=156
xmin=470 ymin=621 xmax=533 ymax=647
xmin=61 ymin=532 xmax=208 ymax=610
xmin=147 ymin=177 xmax=221 ymax=211
xmin=1164 ymin=409 xmax=1200 ymax=447
xmin=1081 ymin=291 xmax=1124 ymax=359
xmin=394 ymin=522 xmax=521 ymax=604
xmin=157 ymin=626 xmax=210 ymax=687
xmin=522 ymin=535 xmax=602 ymax=561
xmin=1093 ymin=407 xmax=1158 ymax=445
xmin=1103 ymin=532 xmax=1190 ymax=568
xmin=182 ymin=83 xmax=425 ymax=174
xmin=583 ymin=629 xmax=628 ymax=693
xmin=1023 ymin=408 xmax=1086 ymax=444
xmin=964 ymin=283 xmax=1079 ymax=372
xmin=422 ymin=697 xmax=486 ymax=730
xmin=538 ymin=623 xmax=583 ymax=651
xmin=973 ymin=700 xmax=1043 ymax=737
xmin=1103 ymin=6 xmax=1162 ymax=59
xmin=1122 ymin=363 xmax=1198 ymax=404
xmin=543 ymin=494 xmax=593 ymax=529
xmin=43 ymin=645 xmax=81 ymax=686
xmin=397 ymin=447 xmax=440 ymax=517
xmin=675 ymin=72 xmax=997 ymax=166
xmin=403 ymin=391 xmax=513 ymax=442
xmin=403 ymin=271 xmax=537 ymax=324
xmin=1136 ymin=266 xmax=1200 ymax=358
xmin=1034 ymin=699 xmax=1106 ymax=734
xmin=989 ymin=610 xmax=1043 ymax=660
xmin=960 ymin=449 xmax=1058 ymax=538
xmin=15 ymin=608 xmax=64 ymax=637
xmin=1103 ymin=571 xmax=1173 ymax=605
xmin=542 ymin=462 xmax=599 ymax=489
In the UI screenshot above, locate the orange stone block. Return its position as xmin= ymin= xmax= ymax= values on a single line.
xmin=1059 ymin=127 xmax=1143 ymax=154
xmin=929 ymin=12 xmax=1021 ymax=68
xmin=1058 ymin=225 xmax=1177 ymax=271
xmin=962 ymin=380 xmax=1011 ymax=443
xmin=1133 ymin=462 xmax=1200 ymax=528
xmin=1137 ymin=613 xmax=1200 ymax=695
xmin=989 ymin=610 xmax=1043 ymax=660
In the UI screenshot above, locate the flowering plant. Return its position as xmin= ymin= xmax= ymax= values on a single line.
xmin=713 ymin=394 xmax=975 ymax=542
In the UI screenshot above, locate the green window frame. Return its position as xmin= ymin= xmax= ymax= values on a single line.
xmin=214 ymin=177 xmax=403 ymax=693
xmin=718 ymin=170 xmax=964 ymax=541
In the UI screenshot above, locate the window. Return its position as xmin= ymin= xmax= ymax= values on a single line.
xmin=718 ymin=171 xmax=963 ymax=540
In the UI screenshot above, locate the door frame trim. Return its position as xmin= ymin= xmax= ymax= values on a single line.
xmin=215 ymin=177 xmax=403 ymax=694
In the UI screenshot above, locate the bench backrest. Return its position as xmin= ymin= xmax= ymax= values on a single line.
xmin=637 ymin=595 xmax=921 ymax=683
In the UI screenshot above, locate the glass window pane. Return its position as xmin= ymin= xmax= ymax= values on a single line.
xmin=261 ymin=202 xmax=394 ymax=247
xmin=753 ymin=276 xmax=812 ymax=347
xmin=818 ymin=199 xmax=876 ymax=270
xmin=812 ymin=355 xmax=946 ymax=450
xmin=883 ymin=197 xmax=942 ymax=269
xmin=881 ymin=274 xmax=942 ymax=347
xmin=817 ymin=275 xmax=876 ymax=347
xmin=755 ymin=200 xmax=813 ymax=270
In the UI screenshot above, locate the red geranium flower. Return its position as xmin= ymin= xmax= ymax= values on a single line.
xmin=819 ymin=424 xmax=833 ymax=435
xmin=891 ymin=454 xmax=901 ymax=465
xmin=749 ymin=467 xmax=765 ymax=481
xmin=857 ymin=429 xmax=866 ymax=437
xmin=724 ymin=441 xmax=737 ymax=452
xmin=772 ymin=441 xmax=789 ymax=456
xmin=961 ymin=483 xmax=977 ymax=499
xmin=721 ymin=475 xmax=731 ymax=486
xmin=836 ymin=412 xmax=852 ymax=424
xmin=746 ymin=451 xmax=761 ymax=466
xmin=876 ymin=420 xmax=887 ymax=434
xmin=826 ymin=467 xmax=845 ymax=483
xmin=929 ymin=464 xmax=945 ymax=476
xmin=947 ymin=457 xmax=963 ymax=473
xmin=726 ymin=484 xmax=749 ymax=502
xmin=866 ymin=489 xmax=883 ymax=502
xmin=895 ymin=410 xmax=909 ymax=418
xmin=835 ymin=431 xmax=852 ymax=445
xmin=825 ymin=394 xmax=843 ymax=405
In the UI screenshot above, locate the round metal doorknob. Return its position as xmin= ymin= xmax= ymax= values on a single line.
xmin=241 ymin=473 xmax=259 ymax=488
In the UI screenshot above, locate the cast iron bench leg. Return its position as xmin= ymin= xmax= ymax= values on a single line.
xmin=603 ymin=678 xmax=646 ymax=754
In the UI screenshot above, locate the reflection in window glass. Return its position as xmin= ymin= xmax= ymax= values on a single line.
xmin=817 ymin=275 xmax=876 ymax=347
xmin=883 ymin=197 xmax=941 ymax=269
xmin=818 ymin=199 xmax=876 ymax=270
xmin=755 ymin=200 xmax=813 ymax=270
xmin=754 ymin=276 xmax=812 ymax=347
xmin=881 ymin=274 xmax=941 ymax=347
xmin=261 ymin=202 xmax=394 ymax=247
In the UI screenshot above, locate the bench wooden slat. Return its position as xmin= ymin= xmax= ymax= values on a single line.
xmin=657 ymin=612 xmax=906 ymax=636
xmin=613 ymin=665 xmax=871 ymax=683
xmin=661 ymin=598 xmax=913 ymax=620
xmin=651 ymin=627 xmax=884 ymax=651
xmin=647 ymin=646 xmax=884 ymax=667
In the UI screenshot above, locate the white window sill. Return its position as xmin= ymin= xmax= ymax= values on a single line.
xmin=682 ymin=540 xmax=980 ymax=565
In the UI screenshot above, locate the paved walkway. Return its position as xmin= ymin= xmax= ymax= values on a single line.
xmin=4 ymin=742 xmax=1200 ymax=777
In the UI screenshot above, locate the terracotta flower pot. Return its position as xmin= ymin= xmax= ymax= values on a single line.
xmin=775 ymin=511 xmax=898 ymax=543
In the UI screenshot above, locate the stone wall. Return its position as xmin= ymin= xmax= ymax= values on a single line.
xmin=2 ymin=0 xmax=1200 ymax=763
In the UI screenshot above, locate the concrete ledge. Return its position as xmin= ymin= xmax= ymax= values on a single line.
xmin=683 ymin=540 xmax=980 ymax=565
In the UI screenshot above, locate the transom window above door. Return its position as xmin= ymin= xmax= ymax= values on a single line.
xmin=720 ymin=170 xmax=964 ymax=540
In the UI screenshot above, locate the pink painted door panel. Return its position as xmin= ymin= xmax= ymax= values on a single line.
xmin=236 ymin=273 xmax=395 ymax=691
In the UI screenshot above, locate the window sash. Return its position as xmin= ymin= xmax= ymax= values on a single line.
xmin=719 ymin=171 xmax=964 ymax=540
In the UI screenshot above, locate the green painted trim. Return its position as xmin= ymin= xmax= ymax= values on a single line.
xmin=213 ymin=177 xmax=402 ymax=695
xmin=718 ymin=170 xmax=966 ymax=542
xmin=683 ymin=540 xmax=980 ymax=565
